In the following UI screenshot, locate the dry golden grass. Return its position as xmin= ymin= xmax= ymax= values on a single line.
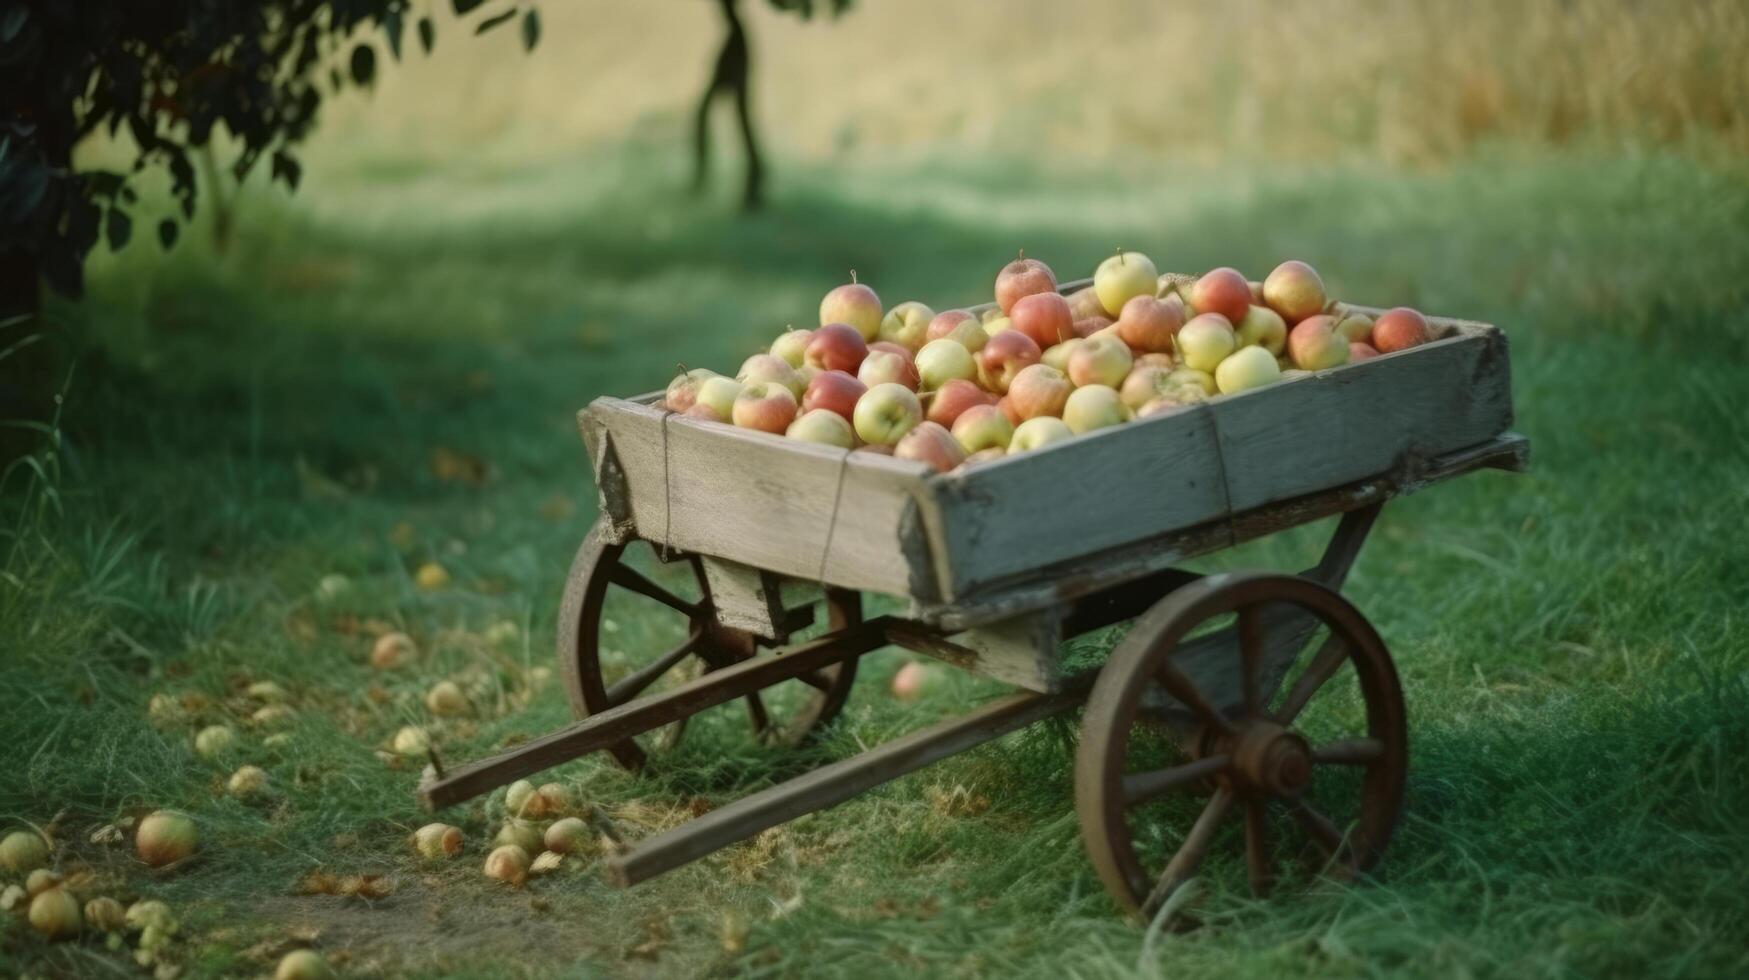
xmin=314 ymin=0 xmax=1749 ymax=166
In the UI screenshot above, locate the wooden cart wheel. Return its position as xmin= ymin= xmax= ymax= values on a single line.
xmin=556 ymin=520 xmax=861 ymax=771
xmin=1075 ymin=571 xmax=1407 ymax=919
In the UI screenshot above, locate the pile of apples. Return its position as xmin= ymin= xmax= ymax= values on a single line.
xmin=663 ymin=252 xmax=1434 ymax=473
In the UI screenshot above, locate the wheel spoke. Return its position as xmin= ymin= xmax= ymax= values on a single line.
xmin=794 ymin=668 xmax=834 ymax=693
xmin=743 ymin=689 xmax=772 ymax=732
xmin=608 ymin=564 xmax=700 ymax=616
xmin=1312 ymin=737 xmax=1385 ymax=766
xmin=1156 ymin=659 xmax=1237 ymax=738
xmin=1273 ymin=632 xmax=1349 ymax=725
xmin=1288 ymin=799 xmax=1347 ymax=860
xmin=1122 ymin=754 xmax=1230 ymax=807
xmin=1244 ymin=797 xmax=1273 ymax=897
xmin=1237 ymin=604 xmax=1264 ymax=718
xmin=1143 ymin=785 xmax=1235 ymax=914
xmin=604 ymin=630 xmax=706 ymax=707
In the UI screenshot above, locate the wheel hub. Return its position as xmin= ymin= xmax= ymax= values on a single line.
xmin=1229 ymin=721 xmax=1313 ymax=798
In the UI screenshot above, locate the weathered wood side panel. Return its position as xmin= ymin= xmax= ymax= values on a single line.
xmin=581 ymin=399 xmax=936 ymax=600
xmin=926 ymin=324 xmax=1512 ymax=600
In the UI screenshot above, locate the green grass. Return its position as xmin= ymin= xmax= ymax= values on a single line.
xmin=3 ymin=143 xmax=1748 ymax=978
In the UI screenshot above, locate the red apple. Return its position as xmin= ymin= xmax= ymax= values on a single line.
xmin=1066 ymin=286 xmax=1105 ymax=321
xmin=859 ymin=349 xmax=921 ymax=391
xmin=806 ymin=323 xmax=869 ymax=374
xmin=1010 ymin=292 xmax=1075 ymax=350
xmin=1372 ymin=307 xmax=1432 ymax=353
xmin=1068 ymin=334 xmax=1133 ymax=388
xmin=894 ymin=421 xmax=967 ymax=473
xmin=1262 ymin=260 xmax=1327 ymax=324
xmin=664 ymin=368 xmax=717 ymax=412
xmin=997 ymin=396 xmax=1021 ymax=427
xmin=820 ymin=276 xmax=882 ymax=341
xmin=738 ymin=353 xmax=803 ymax=397
xmin=801 ymin=370 xmax=867 ymax=423
xmin=951 ymin=403 xmax=1015 ymax=454
xmin=682 ymin=403 xmax=723 ymax=423
xmin=995 ymin=252 xmax=1058 ymax=316
xmin=868 ymin=340 xmax=912 ymax=360
xmin=1349 ymin=342 xmax=1381 ymax=361
xmin=1008 ymin=364 xmax=1073 ymax=420
xmin=731 ymin=382 xmax=798 ymax=434
xmin=926 ymin=378 xmax=994 ymax=428
xmin=927 ymin=309 xmax=976 ymax=341
xmin=1192 ymin=267 xmax=1252 ymax=325
xmin=1287 ymin=315 xmax=1350 ymax=370
xmin=977 ymin=330 xmax=1042 ymax=394
xmin=1116 ymin=294 xmax=1184 ymax=354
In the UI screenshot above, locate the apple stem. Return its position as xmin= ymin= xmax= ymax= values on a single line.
xmin=849 ymin=269 xmax=858 ymax=284
xmin=1017 ymin=248 xmax=1025 ymax=261
xmin=1115 ymin=247 xmax=1125 ymax=265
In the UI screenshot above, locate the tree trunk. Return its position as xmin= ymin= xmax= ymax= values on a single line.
xmin=0 ymin=249 xmax=53 ymax=466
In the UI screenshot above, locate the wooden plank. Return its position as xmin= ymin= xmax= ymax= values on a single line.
xmin=605 ymin=690 xmax=1080 ymax=887
xmin=925 ymin=323 xmax=1512 ymax=602
xmin=584 ymin=398 xmax=938 ymax=600
xmin=886 ymin=610 xmax=1064 ymax=692
xmin=698 ymin=556 xmax=787 ymax=639
xmin=919 ymin=432 xmax=1528 ymax=631
xmin=418 ymin=617 xmax=894 ymax=810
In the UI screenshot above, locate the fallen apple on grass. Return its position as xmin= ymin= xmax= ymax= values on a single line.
xmin=854 ymin=383 xmax=924 ymax=446
xmin=995 ymin=252 xmax=1058 ymax=315
xmin=1094 ymin=249 xmax=1158 ymax=317
xmin=819 ymin=275 xmax=882 ymax=341
xmin=732 ymin=382 xmax=799 ymax=434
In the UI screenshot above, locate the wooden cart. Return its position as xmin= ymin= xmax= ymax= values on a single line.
xmin=418 ymin=278 xmax=1526 ymax=918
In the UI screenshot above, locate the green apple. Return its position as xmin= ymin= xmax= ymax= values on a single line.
xmin=1262 ymin=260 xmax=1327 ymax=324
xmin=1041 ymin=338 xmax=1082 ymax=373
xmin=879 ymin=301 xmax=935 ymax=352
xmin=1334 ymin=311 xmax=1375 ymax=345
xmin=1094 ymin=249 xmax=1159 ymax=317
xmin=1235 ymin=305 xmax=1287 ymax=355
xmin=694 ymin=376 xmax=746 ymax=419
xmin=853 ymin=382 xmax=923 ymax=446
xmin=770 ymin=329 xmax=814 ymax=368
xmin=1164 ymin=367 xmax=1216 ymax=397
xmin=1010 ymin=415 xmax=1075 ymax=452
xmin=1287 ymin=315 xmax=1351 ymax=370
xmin=950 ymin=403 xmax=1015 ymax=453
xmin=664 ymin=368 xmax=719 ymax=412
xmin=1062 ymin=384 xmax=1132 ymax=434
xmin=915 ymin=338 xmax=978 ymax=391
xmin=786 ymin=408 xmax=855 ymax=448
xmin=1215 ymin=345 xmax=1282 ymax=394
xmin=1176 ymin=314 xmax=1237 ymax=373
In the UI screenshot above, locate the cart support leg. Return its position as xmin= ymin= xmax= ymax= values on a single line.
xmin=417 ymin=617 xmax=894 ymax=810
xmin=605 ymin=690 xmax=1081 ymax=887
xmin=1308 ymin=502 xmax=1383 ymax=591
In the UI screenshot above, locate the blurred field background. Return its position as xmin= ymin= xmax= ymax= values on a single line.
xmin=4 ymin=0 xmax=1749 ymax=977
